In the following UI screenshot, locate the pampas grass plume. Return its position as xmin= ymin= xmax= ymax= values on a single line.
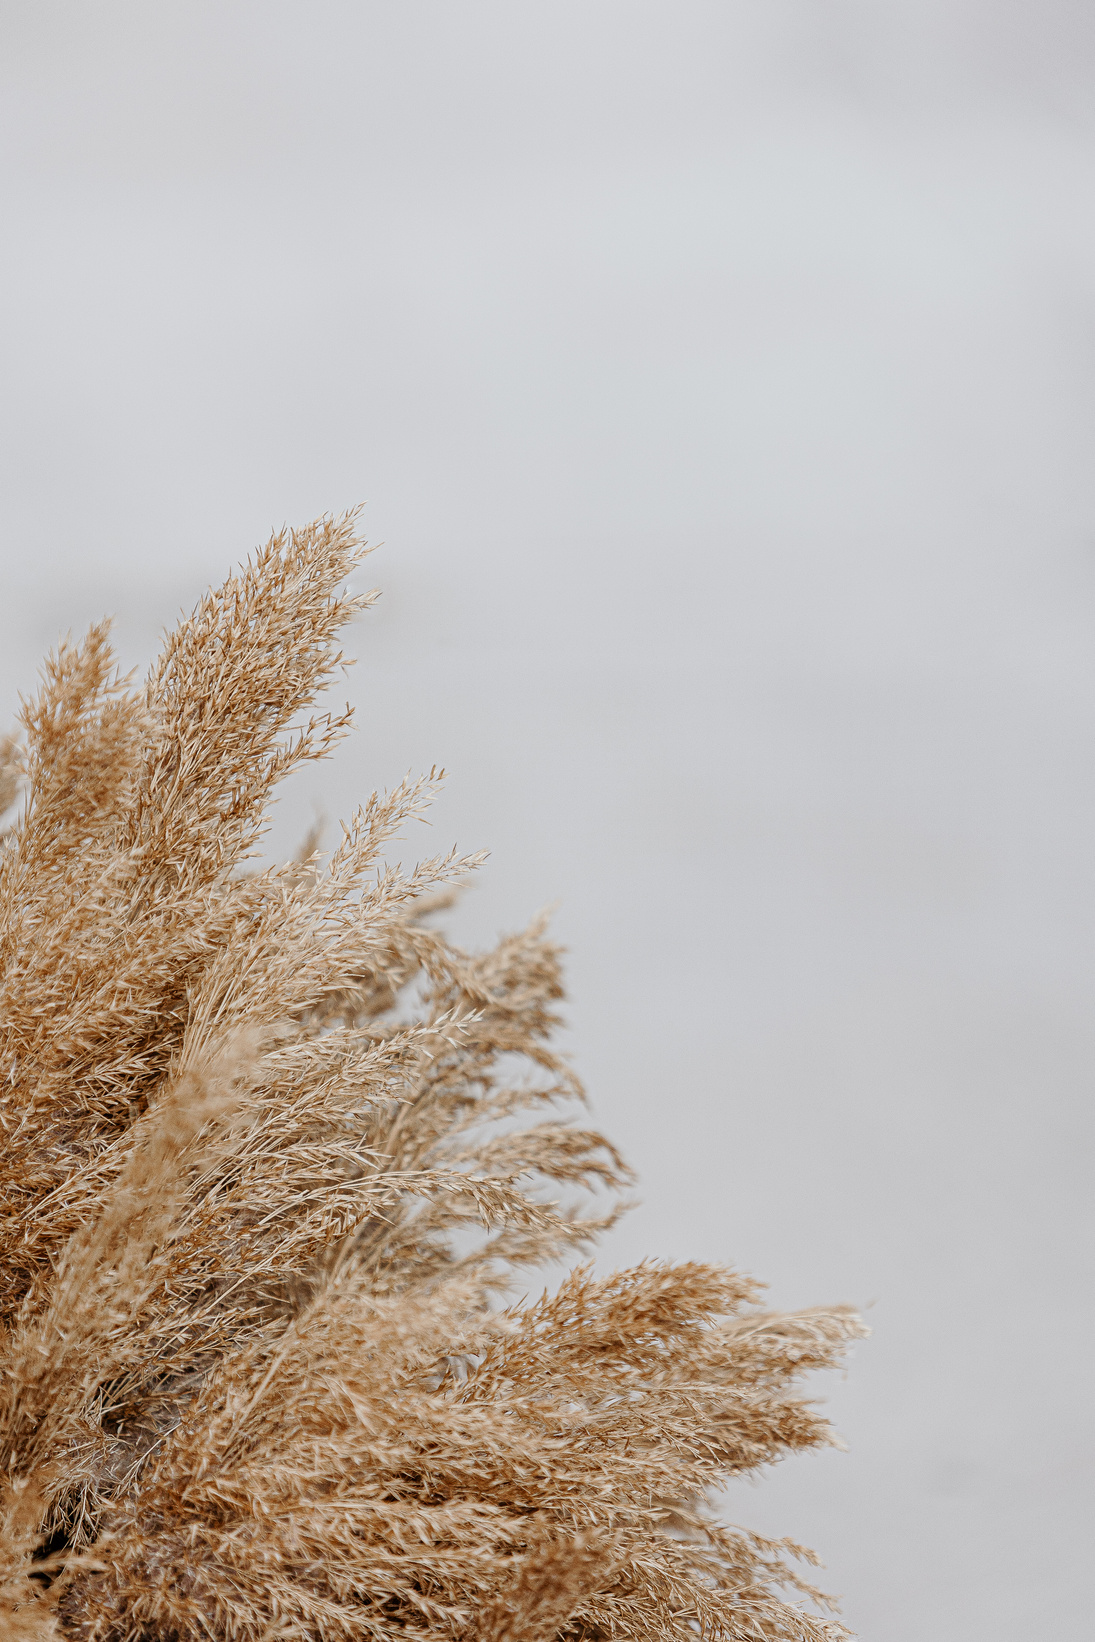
xmin=0 ymin=516 xmax=865 ymax=1641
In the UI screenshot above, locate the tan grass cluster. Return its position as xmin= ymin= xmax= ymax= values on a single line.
xmin=0 ymin=516 xmax=865 ymax=1640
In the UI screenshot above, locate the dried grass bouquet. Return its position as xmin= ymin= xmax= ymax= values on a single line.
xmin=0 ymin=516 xmax=864 ymax=1640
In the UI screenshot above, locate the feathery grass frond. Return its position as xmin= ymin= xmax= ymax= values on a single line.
xmin=0 ymin=515 xmax=865 ymax=1640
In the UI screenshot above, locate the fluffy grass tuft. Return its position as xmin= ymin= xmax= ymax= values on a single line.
xmin=0 ymin=515 xmax=865 ymax=1640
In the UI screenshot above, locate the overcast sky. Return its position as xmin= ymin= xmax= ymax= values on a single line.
xmin=2 ymin=6 xmax=1094 ymax=1638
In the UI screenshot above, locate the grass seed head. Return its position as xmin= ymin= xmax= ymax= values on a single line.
xmin=0 ymin=516 xmax=865 ymax=1640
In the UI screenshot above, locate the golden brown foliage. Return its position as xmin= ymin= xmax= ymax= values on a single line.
xmin=0 ymin=516 xmax=865 ymax=1641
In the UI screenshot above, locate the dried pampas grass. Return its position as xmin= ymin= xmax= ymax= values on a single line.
xmin=0 ymin=515 xmax=865 ymax=1640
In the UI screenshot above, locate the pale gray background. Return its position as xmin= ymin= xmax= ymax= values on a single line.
xmin=2 ymin=4 xmax=1093 ymax=1638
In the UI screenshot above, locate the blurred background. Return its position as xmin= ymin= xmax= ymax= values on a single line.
xmin=2 ymin=4 xmax=1094 ymax=1636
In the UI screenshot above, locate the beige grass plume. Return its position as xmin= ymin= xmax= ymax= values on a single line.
xmin=0 ymin=515 xmax=865 ymax=1640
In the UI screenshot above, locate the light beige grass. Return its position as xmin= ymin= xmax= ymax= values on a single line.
xmin=0 ymin=515 xmax=865 ymax=1640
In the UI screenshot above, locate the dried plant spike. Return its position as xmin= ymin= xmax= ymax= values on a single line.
xmin=0 ymin=516 xmax=865 ymax=1640
xmin=0 ymin=734 xmax=24 ymax=830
